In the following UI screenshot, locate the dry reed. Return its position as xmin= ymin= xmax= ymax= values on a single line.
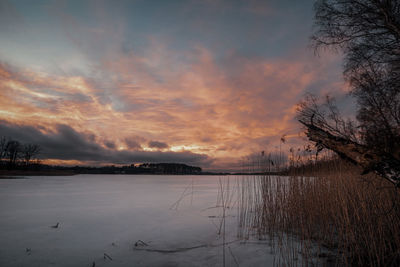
xmin=239 ymin=159 xmax=400 ymax=266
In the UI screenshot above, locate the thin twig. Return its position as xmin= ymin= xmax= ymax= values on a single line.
xmin=133 ymin=240 xmax=240 ymax=254
xmin=103 ymin=253 xmax=112 ymax=261
xmin=228 ymin=246 xmax=240 ymax=267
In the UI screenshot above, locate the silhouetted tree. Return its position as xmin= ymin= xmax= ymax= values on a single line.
xmin=5 ymin=140 xmax=21 ymax=167
xmin=22 ymin=144 xmax=41 ymax=166
xmin=299 ymin=0 xmax=400 ymax=186
xmin=0 ymin=137 xmax=41 ymax=169
xmin=0 ymin=136 xmax=7 ymax=164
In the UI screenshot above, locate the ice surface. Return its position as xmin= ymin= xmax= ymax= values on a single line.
xmin=0 ymin=175 xmax=275 ymax=266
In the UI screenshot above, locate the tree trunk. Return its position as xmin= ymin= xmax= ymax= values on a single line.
xmin=299 ymin=120 xmax=400 ymax=187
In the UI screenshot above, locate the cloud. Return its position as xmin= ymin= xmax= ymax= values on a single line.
xmin=104 ymin=140 xmax=116 ymax=149
xmin=0 ymin=34 xmax=347 ymax=171
xmin=0 ymin=120 xmax=210 ymax=166
xmin=124 ymin=138 xmax=142 ymax=150
xmin=148 ymin=141 xmax=169 ymax=149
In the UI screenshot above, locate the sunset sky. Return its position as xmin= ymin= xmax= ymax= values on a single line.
xmin=0 ymin=0 xmax=350 ymax=171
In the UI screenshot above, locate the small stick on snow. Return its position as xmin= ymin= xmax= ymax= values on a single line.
xmin=228 ymin=246 xmax=240 ymax=267
xmin=50 ymin=222 xmax=59 ymax=228
xmin=103 ymin=253 xmax=112 ymax=260
xmin=134 ymin=240 xmax=149 ymax=247
xmin=133 ymin=240 xmax=240 ymax=254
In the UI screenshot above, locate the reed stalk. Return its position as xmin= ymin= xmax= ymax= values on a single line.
xmin=239 ymin=158 xmax=400 ymax=266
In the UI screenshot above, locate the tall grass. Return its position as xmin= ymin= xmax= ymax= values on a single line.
xmin=239 ymin=159 xmax=400 ymax=266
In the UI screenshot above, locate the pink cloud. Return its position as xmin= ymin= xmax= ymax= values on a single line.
xmin=0 ymin=39 xmax=344 ymax=170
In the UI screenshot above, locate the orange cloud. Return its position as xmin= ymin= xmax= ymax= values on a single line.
xmin=0 ymin=43 xmax=344 ymax=170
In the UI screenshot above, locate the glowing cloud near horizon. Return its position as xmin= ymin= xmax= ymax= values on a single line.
xmin=0 ymin=0 xmax=348 ymax=171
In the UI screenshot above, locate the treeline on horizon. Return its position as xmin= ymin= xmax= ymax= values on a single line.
xmin=0 ymin=136 xmax=205 ymax=175
xmin=52 ymin=163 xmax=202 ymax=175
xmin=0 ymin=135 xmax=340 ymax=175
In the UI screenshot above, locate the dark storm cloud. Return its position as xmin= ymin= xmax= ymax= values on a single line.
xmin=0 ymin=122 xmax=103 ymax=160
xmin=148 ymin=141 xmax=169 ymax=149
xmin=104 ymin=140 xmax=116 ymax=149
xmin=124 ymin=138 xmax=142 ymax=150
xmin=0 ymin=120 xmax=210 ymax=166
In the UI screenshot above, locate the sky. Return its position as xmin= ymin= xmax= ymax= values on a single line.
xmin=0 ymin=0 xmax=350 ymax=171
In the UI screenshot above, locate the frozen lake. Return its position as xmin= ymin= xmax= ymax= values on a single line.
xmin=0 ymin=175 xmax=275 ymax=267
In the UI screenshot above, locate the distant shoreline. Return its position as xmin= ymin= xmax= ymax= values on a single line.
xmin=0 ymin=170 xmax=76 ymax=177
xmin=0 ymin=169 xmax=283 ymax=177
xmin=0 ymin=162 xmax=285 ymax=177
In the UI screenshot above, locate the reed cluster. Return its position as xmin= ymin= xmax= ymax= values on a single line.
xmin=239 ymin=159 xmax=400 ymax=266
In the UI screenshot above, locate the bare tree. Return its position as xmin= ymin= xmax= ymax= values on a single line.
xmin=299 ymin=0 xmax=400 ymax=186
xmin=0 ymin=136 xmax=7 ymax=162
xmin=0 ymin=136 xmax=42 ymax=169
xmin=5 ymin=140 xmax=21 ymax=167
xmin=297 ymin=94 xmax=358 ymax=142
xmin=22 ymin=144 xmax=41 ymax=166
